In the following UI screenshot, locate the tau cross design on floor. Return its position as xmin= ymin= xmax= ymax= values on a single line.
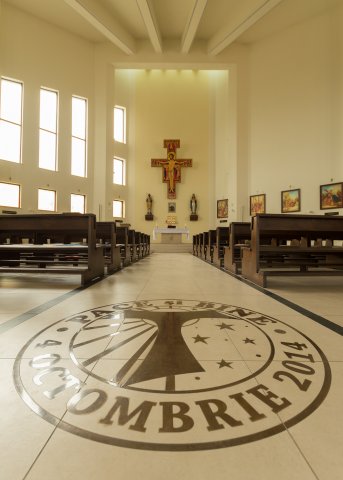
xmin=151 ymin=139 xmax=192 ymax=199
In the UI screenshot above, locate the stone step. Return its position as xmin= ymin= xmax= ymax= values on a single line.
xmin=151 ymin=243 xmax=192 ymax=253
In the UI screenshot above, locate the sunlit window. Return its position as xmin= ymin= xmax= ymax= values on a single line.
xmin=71 ymin=193 xmax=85 ymax=213
xmin=0 ymin=78 xmax=23 ymax=163
xmin=0 ymin=182 xmax=20 ymax=208
xmin=113 ymin=199 xmax=124 ymax=218
xmin=113 ymin=157 xmax=125 ymax=185
xmin=114 ymin=106 xmax=126 ymax=143
xmin=38 ymin=188 xmax=56 ymax=211
xmin=39 ymin=88 xmax=58 ymax=171
xmin=71 ymin=96 xmax=87 ymax=177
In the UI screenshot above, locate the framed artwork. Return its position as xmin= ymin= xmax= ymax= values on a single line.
xmin=281 ymin=188 xmax=301 ymax=213
xmin=320 ymin=182 xmax=343 ymax=210
xmin=168 ymin=202 xmax=176 ymax=213
xmin=250 ymin=194 xmax=266 ymax=216
xmin=217 ymin=199 xmax=228 ymax=219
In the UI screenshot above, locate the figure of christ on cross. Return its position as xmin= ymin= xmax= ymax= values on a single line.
xmin=151 ymin=139 xmax=192 ymax=199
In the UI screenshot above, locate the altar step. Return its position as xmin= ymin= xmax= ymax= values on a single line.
xmin=151 ymin=243 xmax=192 ymax=253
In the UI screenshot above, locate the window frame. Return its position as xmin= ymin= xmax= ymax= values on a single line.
xmin=71 ymin=95 xmax=88 ymax=178
xmin=39 ymin=87 xmax=59 ymax=171
xmin=113 ymin=156 xmax=126 ymax=185
xmin=112 ymin=199 xmax=125 ymax=219
xmin=38 ymin=188 xmax=56 ymax=212
xmin=70 ymin=193 xmax=86 ymax=214
xmin=0 ymin=77 xmax=23 ymax=164
xmin=113 ymin=105 xmax=126 ymax=144
xmin=0 ymin=181 xmax=21 ymax=208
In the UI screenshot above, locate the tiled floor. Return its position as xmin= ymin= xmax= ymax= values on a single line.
xmin=0 ymin=253 xmax=342 ymax=480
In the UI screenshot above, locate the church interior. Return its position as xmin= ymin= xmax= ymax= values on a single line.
xmin=0 ymin=0 xmax=342 ymax=479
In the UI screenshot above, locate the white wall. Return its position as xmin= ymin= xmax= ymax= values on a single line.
xmin=0 ymin=3 xmax=95 ymax=214
xmin=248 ymin=2 xmax=343 ymax=215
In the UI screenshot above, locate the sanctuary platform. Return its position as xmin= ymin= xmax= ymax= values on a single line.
xmin=151 ymin=226 xmax=191 ymax=252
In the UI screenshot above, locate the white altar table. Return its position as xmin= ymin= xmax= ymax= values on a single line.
xmin=153 ymin=227 xmax=190 ymax=243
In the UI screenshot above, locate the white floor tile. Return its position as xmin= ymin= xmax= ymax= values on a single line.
xmin=0 ymin=253 xmax=342 ymax=480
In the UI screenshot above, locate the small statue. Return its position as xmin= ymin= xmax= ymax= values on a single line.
xmin=145 ymin=194 xmax=153 ymax=220
xmin=146 ymin=194 xmax=153 ymax=214
xmin=190 ymin=194 xmax=197 ymax=215
xmin=190 ymin=193 xmax=198 ymax=221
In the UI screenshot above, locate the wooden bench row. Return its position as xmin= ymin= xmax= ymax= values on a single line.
xmin=193 ymin=214 xmax=343 ymax=287
xmin=0 ymin=214 xmax=150 ymax=286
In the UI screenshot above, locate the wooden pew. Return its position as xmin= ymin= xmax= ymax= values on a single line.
xmin=141 ymin=233 xmax=147 ymax=257
xmin=128 ymin=229 xmax=137 ymax=262
xmin=208 ymin=230 xmax=216 ymax=263
xmin=193 ymin=234 xmax=198 ymax=256
xmin=241 ymin=213 xmax=343 ymax=287
xmin=212 ymin=227 xmax=229 ymax=267
xmin=116 ymin=225 xmax=130 ymax=266
xmin=198 ymin=232 xmax=205 ymax=259
xmin=202 ymin=231 xmax=209 ymax=261
xmin=135 ymin=231 xmax=143 ymax=260
xmin=0 ymin=213 xmax=104 ymax=286
xmin=96 ymin=221 xmax=121 ymax=274
xmin=223 ymin=222 xmax=251 ymax=273
xmin=143 ymin=234 xmax=150 ymax=256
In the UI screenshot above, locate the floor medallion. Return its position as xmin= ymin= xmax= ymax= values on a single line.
xmin=13 ymin=299 xmax=331 ymax=451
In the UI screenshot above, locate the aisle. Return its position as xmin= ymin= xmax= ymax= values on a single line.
xmin=0 ymin=253 xmax=342 ymax=480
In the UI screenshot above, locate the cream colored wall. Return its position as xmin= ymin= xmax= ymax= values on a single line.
xmin=211 ymin=71 xmax=230 ymax=227
xmin=112 ymin=69 xmax=136 ymax=223
xmin=209 ymin=69 xmax=245 ymax=227
xmin=109 ymin=67 xmax=249 ymax=238
xmin=95 ymin=36 xmax=251 ymax=233
xmin=248 ymin=3 xmax=343 ymax=216
xmin=0 ymin=3 xmax=95 ymax=214
xmin=130 ymin=70 xmax=210 ymax=242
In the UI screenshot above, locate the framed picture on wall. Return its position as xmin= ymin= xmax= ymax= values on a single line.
xmin=281 ymin=188 xmax=301 ymax=213
xmin=320 ymin=182 xmax=343 ymax=209
xmin=250 ymin=194 xmax=266 ymax=216
xmin=217 ymin=199 xmax=228 ymax=219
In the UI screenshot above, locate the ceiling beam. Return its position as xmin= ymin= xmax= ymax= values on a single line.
xmin=136 ymin=0 xmax=162 ymax=53
xmin=207 ymin=0 xmax=284 ymax=56
xmin=181 ymin=0 xmax=208 ymax=54
xmin=64 ymin=0 xmax=135 ymax=54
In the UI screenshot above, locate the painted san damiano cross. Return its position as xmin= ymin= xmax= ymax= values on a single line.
xmin=151 ymin=139 xmax=192 ymax=199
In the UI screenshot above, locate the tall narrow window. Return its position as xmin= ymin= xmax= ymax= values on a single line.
xmin=113 ymin=157 xmax=125 ymax=185
xmin=71 ymin=96 xmax=87 ymax=177
xmin=38 ymin=188 xmax=56 ymax=211
xmin=71 ymin=193 xmax=85 ymax=213
xmin=39 ymin=88 xmax=58 ymax=171
xmin=0 ymin=78 xmax=23 ymax=163
xmin=0 ymin=182 xmax=20 ymax=208
xmin=113 ymin=199 xmax=124 ymax=218
xmin=114 ymin=106 xmax=126 ymax=143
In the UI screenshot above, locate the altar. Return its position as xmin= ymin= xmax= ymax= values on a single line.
xmin=152 ymin=227 xmax=190 ymax=244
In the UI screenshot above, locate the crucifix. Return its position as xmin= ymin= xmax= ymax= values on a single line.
xmin=151 ymin=139 xmax=192 ymax=199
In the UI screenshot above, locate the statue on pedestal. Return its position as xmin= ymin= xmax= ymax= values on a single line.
xmin=190 ymin=193 xmax=198 ymax=221
xmin=145 ymin=193 xmax=153 ymax=220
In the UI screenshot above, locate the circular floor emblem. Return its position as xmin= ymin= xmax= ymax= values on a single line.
xmin=14 ymin=299 xmax=331 ymax=451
